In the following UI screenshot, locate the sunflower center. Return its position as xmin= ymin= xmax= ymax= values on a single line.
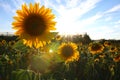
xmin=23 ymin=14 xmax=46 ymax=36
xmin=91 ymin=44 xmax=101 ymax=51
xmin=111 ymin=47 xmax=115 ymax=50
xmin=62 ymin=45 xmax=74 ymax=58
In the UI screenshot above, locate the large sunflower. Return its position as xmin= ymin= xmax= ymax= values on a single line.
xmin=12 ymin=3 xmax=56 ymax=48
xmin=88 ymin=42 xmax=104 ymax=55
xmin=58 ymin=42 xmax=79 ymax=63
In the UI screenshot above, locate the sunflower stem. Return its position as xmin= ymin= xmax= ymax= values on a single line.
xmin=37 ymin=48 xmax=40 ymax=55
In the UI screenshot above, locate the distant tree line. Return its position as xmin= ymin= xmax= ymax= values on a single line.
xmin=0 ymin=35 xmax=18 ymax=42
xmin=0 ymin=33 xmax=120 ymax=45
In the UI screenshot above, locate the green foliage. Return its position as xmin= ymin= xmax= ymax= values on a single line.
xmin=11 ymin=69 xmax=38 ymax=80
xmin=13 ymin=40 xmax=30 ymax=53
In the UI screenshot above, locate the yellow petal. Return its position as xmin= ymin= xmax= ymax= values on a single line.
xmin=29 ymin=3 xmax=33 ymax=13
xmin=33 ymin=3 xmax=39 ymax=13
xmin=22 ymin=3 xmax=29 ymax=15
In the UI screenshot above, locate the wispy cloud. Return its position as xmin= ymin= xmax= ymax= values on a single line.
xmin=0 ymin=3 xmax=15 ymax=13
xmin=79 ymin=13 xmax=102 ymax=26
xmin=11 ymin=0 xmax=25 ymax=9
xmin=55 ymin=0 xmax=102 ymax=32
xmin=34 ymin=0 xmax=101 ymax=18
xmin=104 ymin=16 xmax=112 ymax=21
xmin=56 ymin=0 xmax=61 ymax=4
xmin=34 ymin=0 xmax=52 ymax=7
xmin=115 ymin=20 xmax=120 ymax=24
xmin=57 ymin=0 xmax=101 ymax=18
xmin=33 ymin=0 xmax=102 ymax=34
xmin=65 ymin=0 xmax=80 ymax=8
xmin=105 ymin=4 xmax=120 ymax=13
xmin=0 ymin=0 xmax=25 ymax=14
xmin=0 ymin=0 xmax=119 ymax=39
xmin=87 ymin=26 xmax=116 ymax=39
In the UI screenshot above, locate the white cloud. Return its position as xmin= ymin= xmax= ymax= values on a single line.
xmin=87 ymin=26 xmax=116 ymax=39
xmin=115 ymin=20 xmax=120 ymax=24
xmin=79 ymin=13 xmax=102 ymax=26
xmin=104 ymin=16 xmax=112 ymax=21
xmin=58 ymin=0 xmax=101 ymax=18
xmin=66 ymin=0 xmax=80 ymax=8
xmin=0 ymin=0 xmax=25 ymax=13
xmin=55 ymin=13 xmax=103 ymax=35
xmin=51 ymin=0 xmax=102 ymax=34
xmin=114 ymin=25 xmax=119 ymax=28
xmin=34 ymin=0 xmax=101 ymax=18
xmin=0 ymin=3 xmax=15 ymax=13
xmin=1 ymin=0 xmax=119 ymax=39
xmin=105 ymin=4 xmax=120 ymax=13
xmin=11 ymin=0 xmax=25 ymax=9
xmin=93 ymin=25 xmax=120 ymax=40
xmin=33 ymin=0 xmax=102 ymax=34
xmin=34 ymin=0 xmax=41 ymax=3
xmin=56 ymin=0 xmax=61 ymax=4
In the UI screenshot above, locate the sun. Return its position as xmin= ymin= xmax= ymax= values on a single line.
xmin=55 ymin=15 xmax=82 ymax=35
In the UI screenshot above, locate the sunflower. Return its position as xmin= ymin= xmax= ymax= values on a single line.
xmin=12 ymin=3 xmax=56 ymax=48
xmin=104 ymin=41 xmax=111 ymax=47
xmin=58 ymin=42 xmax=79 ymax=63
xmin=2 ymin=40 xmax=6 ymax=45
xmin=113 ymin=54 xmax=120 ymax=62
xmin=9 ymin=41 xmax=15 ymax=46
xmin=55 ymin=35 xmax=62 ymax=41
xmin=79 ymin=42 xmax=83 ymax=46
xmin=109 ymin=46 xmax=118 ymax=52
xmin=0 ymin=42 xmax=2 ymax=46
xmin=99 ymin=53 xmax=106 ymax=58
xmin=94 ymin=58 xmax=99 ymax=62
xmin=88 ymin=42 xmax=104 ymax=55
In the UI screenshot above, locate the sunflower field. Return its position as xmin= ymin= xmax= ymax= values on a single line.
xmin=0 ymin=34 xmax=120 ymax=80
xmin=0 ymin=2 xmax=120 ymax=80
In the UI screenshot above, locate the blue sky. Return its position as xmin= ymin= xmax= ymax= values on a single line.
xmin=0 ymin=0 xmax=120 ymax=40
